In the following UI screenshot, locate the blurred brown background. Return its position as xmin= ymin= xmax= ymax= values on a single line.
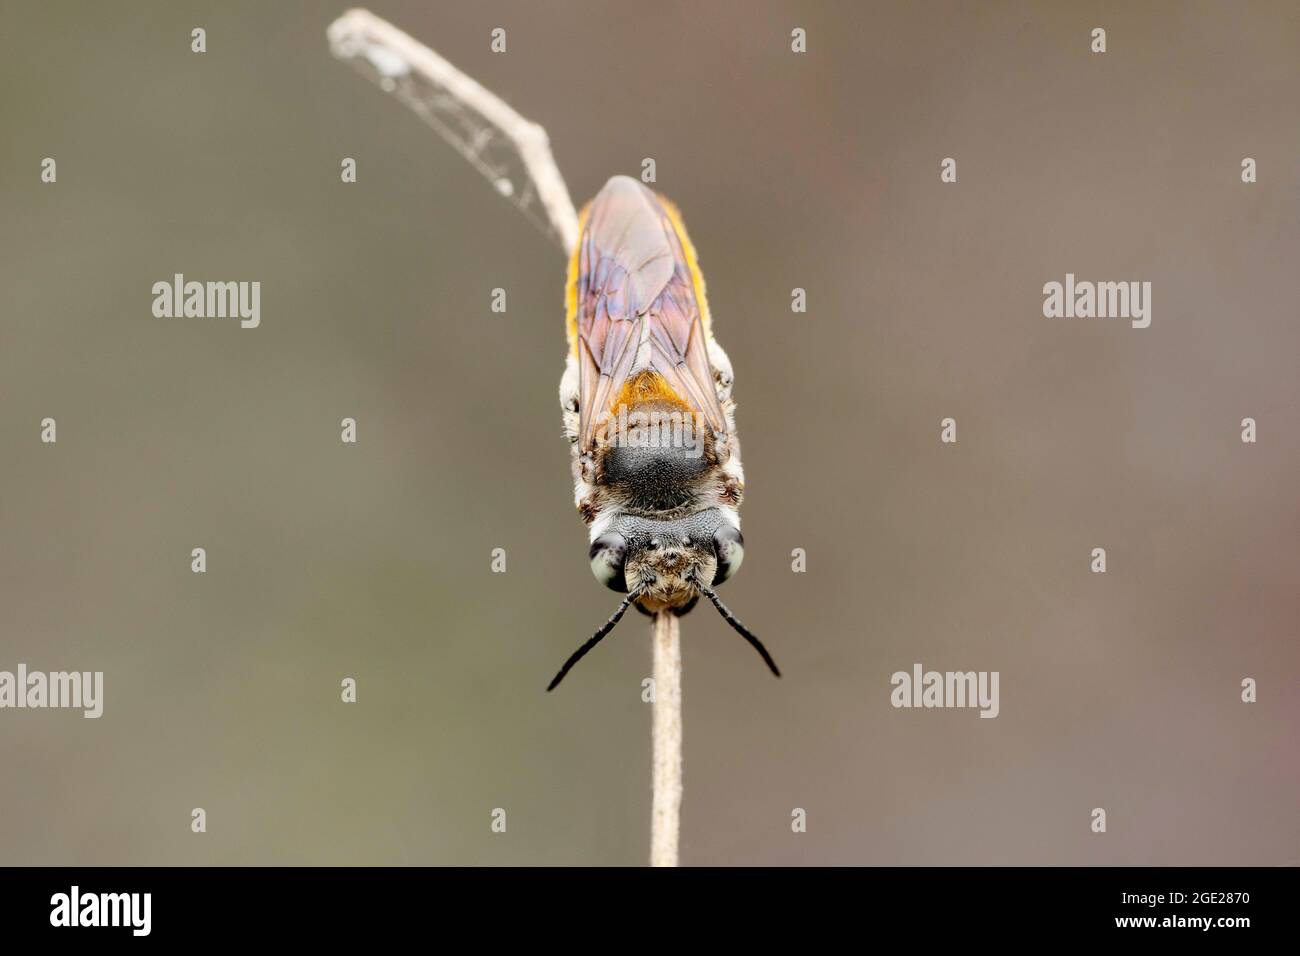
xmin=1 ymin=1 xmax=1296 ymax=865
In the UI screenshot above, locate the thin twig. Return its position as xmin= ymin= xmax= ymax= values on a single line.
xmin=327 ymin=8 xmax=579 ymax=253
xmin=651 ymin=612 xmax=682 ymax=867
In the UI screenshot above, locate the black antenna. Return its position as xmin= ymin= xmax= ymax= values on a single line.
xmin=547 ymin=589 xmax=642 ymax=691
xmin=697 ymin=583 xmax=781 ymax=678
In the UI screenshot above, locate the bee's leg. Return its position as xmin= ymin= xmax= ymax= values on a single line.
xmin=705 ymin=338 xmax=744 ymax=492
xmin=706 ymin=337 xmax=735 ymax=403
xmin=560 ymin=352 xmax=602 ymax=519
xmin=559 ymin=352 xmax=580 ymax=443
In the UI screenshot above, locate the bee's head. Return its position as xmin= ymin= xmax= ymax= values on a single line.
xmin=588 ymin=512 xmax=743 ymax=613
xmin=545 ymin=510 xmax=777 ymax=691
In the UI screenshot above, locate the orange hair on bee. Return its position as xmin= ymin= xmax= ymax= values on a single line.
xmin=564 ymin=201 xmax=592 ymax=353
xmin=612 ymin=368 xmax=692 ymax=416
xmin=656 ymin=195 xmax=713 ymax=337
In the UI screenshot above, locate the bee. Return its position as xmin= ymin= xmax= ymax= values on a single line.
xmin=326 ymin=14 xmax=778 ymax=691
xmin=548 ymin=176 xmax=780 ymax=690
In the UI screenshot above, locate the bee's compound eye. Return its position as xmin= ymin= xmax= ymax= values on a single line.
xmin=712 ymin=526 xmax=745 ymax=586
xmin=589 ymin=533 xmax=629 ymax=593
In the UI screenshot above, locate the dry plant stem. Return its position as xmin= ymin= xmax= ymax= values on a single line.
xmin=651 ymin=612 xmax=682 ymax=867
xmin=327 ymin=8 xmax=579 ymax=253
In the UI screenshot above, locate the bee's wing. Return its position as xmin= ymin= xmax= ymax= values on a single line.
xmin=573 ymin=177 xmax=726 ymax=453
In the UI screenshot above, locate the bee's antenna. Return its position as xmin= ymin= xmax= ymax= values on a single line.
xmin=547 ymin=588 xmax=643 ymax=691
xmin=696 ymin=583 xmax=781 ymax=678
